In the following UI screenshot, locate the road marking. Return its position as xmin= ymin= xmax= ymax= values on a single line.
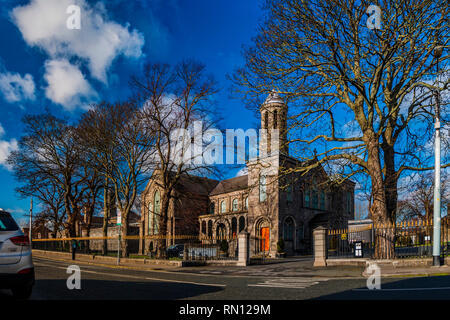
xmin=33 ymin=256 xmax=252 ymax=278
xmin=34 ymin=262 xmax=226 ymax=288
xmin=353 ymin=287 xmax=450 ymax=292
xmin=248 ymin=277 xmax=328 ymax=289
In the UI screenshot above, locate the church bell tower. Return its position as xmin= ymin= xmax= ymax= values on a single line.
xmin=260 ymin=91 xmax=288 ymax=156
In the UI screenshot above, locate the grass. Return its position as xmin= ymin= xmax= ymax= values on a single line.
xmin=128 ymin=254 xmax=148 ymax=259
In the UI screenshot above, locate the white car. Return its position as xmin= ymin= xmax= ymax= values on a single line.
xmin=0 ymin=210 xmax=34 ymax=299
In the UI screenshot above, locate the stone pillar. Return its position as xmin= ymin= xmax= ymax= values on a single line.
xmin=313 ymin=226 xmax=327 ymax=267
xmin=237 ymin=231 xmax=249 ymax=266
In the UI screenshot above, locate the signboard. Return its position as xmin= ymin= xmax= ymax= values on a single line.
xmin=117 ymin=211 xmax=122 ymax=226
xmin=341 ymin=233 xmax=347 ymax=240
xmin=354 ymin=241 xmax=363 ymax=258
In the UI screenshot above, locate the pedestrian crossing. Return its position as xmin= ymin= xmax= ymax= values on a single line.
xmin=248 ymin=277 xmax=328 ymax=289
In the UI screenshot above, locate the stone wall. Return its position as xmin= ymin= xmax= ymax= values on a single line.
xmin=88 ymin=225 xmax=139 ymax=253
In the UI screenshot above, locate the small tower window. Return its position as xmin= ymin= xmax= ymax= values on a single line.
xmin=259 ymin=175 xmax=267 ymax=202
xmin=274 ymin=110 xmax=278 ymax=129
xmin=264 ymin=112 xmax=268 ymax=130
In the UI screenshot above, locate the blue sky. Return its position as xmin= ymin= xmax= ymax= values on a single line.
xmin=0 ymin=0 xmax=264 ymax=223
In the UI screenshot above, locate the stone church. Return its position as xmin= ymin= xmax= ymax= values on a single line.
xmin=139 ymin=92 xmax=355 ymax=257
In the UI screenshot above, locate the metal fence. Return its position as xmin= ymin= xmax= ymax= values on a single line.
xmin=327 ymin=220 xmax=450 ymax=259
xmin=184 ymin=236 xmax=239 ymax=261
xmin=32 ymin=235 xmax=240 ymax=261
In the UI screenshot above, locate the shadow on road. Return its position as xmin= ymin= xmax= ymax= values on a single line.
xmin=1 ymin=279 xmax=224 ymax=300
xmin=315 ymin=275 xmax=450 ymax=300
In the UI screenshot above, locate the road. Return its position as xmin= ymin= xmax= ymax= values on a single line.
xmin=2 ymin=257 xmax=450 ymax=300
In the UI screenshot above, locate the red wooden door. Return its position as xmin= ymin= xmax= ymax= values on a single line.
xmin=260 ymin=227 xmax=270 ymax=252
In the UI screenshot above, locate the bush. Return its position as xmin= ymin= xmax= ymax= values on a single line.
xmin=277 ymin=239 xmax=285 ymax=253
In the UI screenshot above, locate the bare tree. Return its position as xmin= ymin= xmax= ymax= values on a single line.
xmin=78 ymin=102 xmax=155 ymax=257
xmin=8 ymin=114 xmax=94 ymax=237
xmin=131 ymin=61 xmax=219 ymax=257
xmin=397 ymin=171 xmax=449 ymax=222
xmin=19 ymin=180 xmax=65 ymax=238
xmin=232 ymin=0 xmax=449 ymax=258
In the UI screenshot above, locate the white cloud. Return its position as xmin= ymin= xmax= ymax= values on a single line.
xmin=0 ymin=123 xmax=19 ymax=170
xmin=11 ymin=0 xmax=144 ymax=83
xmin=0 ymin=71 xmax=35 ymax=103
xmin=44 ymin=59 xmax=97 ymax=110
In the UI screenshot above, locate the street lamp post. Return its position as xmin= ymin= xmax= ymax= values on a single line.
xmin=432 ymin=43 xmax=443 ymax=267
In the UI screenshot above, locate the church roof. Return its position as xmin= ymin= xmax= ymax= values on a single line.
xmin=175 ymin=174 xmax=220 ymax=196
xmin=263 ymin=90 xmax=284 ymax=105
xmin=209 ymin=175 xmax=248 ymax=196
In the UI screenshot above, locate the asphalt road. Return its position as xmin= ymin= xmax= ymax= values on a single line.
xmin=2 ymin=257 xmax=450 ymax=300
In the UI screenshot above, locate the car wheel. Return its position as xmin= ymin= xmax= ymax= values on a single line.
xmin=11 ymin=285 xmax=33 ymax=300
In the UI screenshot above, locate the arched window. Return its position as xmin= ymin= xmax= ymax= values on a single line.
xmin=148 ymin=202 xmax=153 ymax=235
xmin=201 ymin=221 xmax=206 ymax=235
xmin=264 ymin=112 xmax=268 ymax=130
xmin=283 ymin=217 xmax=294 ymax=241
xmin=231 ymin=217 xmax=237 ymax=238
xmin=220 ymin=200 xmax=226 ymax=213
xmin=259 ymin=175 xmax=267 ymax=202
xmin=209 ymin=202 xmax=215 ymax=214
xmin=239 ymin=216 xmax=246 ymax=232
xmin=216 ymin=223 xmax=226 ymax=239
xmin=320 ymin=191 xmax=325 ymax=210
xmin=273 ymin=110 xmax=278 ymax=129
xmin=304 ymin=189 xmax=310 ymax=207
xmin=287 ymin=185 xmax=292 ymax=203
xmin=312 ymin=189 xmax=318 ymax=209
xmin=244 ymin=196 xmax=248 ymax=210
xmin=153 ymin=190 xmax=160 ymax=234
xmin=232 ymin=199 xmax=238 ymax=211
xmin=207 ymin=220 xmax=213 ymax=238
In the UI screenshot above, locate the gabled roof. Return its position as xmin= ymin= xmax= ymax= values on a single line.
xmin=209 ymin=175 xmax=248 ymax=196
xmin=143 ymin=170 xmax=219 ymax=197
xmin=175 ymin=174 xmax=220 ymax=196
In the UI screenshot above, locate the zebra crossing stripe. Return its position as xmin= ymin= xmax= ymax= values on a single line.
xmin=248 ymin=277 xmax=328 ymax=289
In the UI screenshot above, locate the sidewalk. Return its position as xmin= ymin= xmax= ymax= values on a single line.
xmin=32 ymin=250 xmax=182 ymax=272
xmin=33 ymin=250 xmax=450 ymax=279
xmin=363 ymin=263 xmax=450 ymax=278
xmin=33 ymin=250 xmax=364 ymax=278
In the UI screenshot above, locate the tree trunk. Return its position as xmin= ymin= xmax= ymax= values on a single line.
xmin=156 ymin=192 xmax=170 ymax=258
xmin=383 ymin=144 xmax=398 ymax=223
xmin=120 ymin=210 xmax=129 ymax=258
xmin=366 ymin=138 xmax=394 ymax=259
xmin=102 ymin=183 xmax=109 ymax=256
